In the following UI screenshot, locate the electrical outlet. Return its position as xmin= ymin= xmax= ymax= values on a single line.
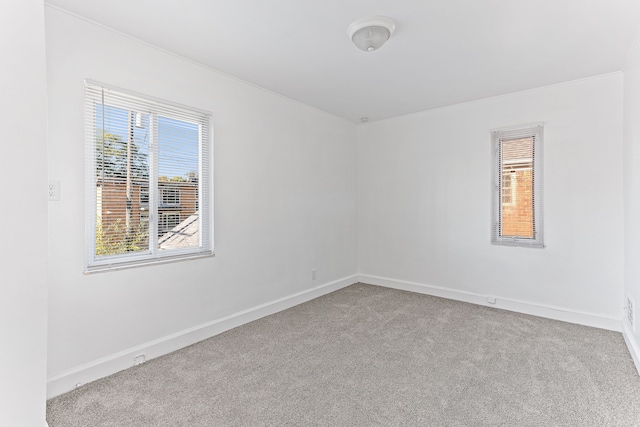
xmin=48 ymin=180 xmax=60 ymax=201
xmin=311 ymin=269 xmax=317 ymax=281
xmin=627 ymin=296 xmax=635 ymax=332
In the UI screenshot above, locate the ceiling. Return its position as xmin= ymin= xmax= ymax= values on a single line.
xmin=45 ymin=0 xmax=640 ymax=123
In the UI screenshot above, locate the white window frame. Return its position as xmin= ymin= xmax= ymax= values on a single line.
xmin=491 ymin=123 xmax=544 ymax=248
xmin=85 ymin=80 xmax=214 ymax=272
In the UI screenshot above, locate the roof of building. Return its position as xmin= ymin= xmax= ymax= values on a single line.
xmin=158 ymin=213 xmax=200 ymax=250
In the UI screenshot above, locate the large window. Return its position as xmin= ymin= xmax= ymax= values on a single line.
xmin=491 ymin=124 xmax=544 ymax=248
xmin=85 ymin=80 xmax=213 ymax=272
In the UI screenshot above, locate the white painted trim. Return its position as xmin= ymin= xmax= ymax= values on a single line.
xmin=623 ymin=321 xmax=640 ymax=375
xmin=47 ymin=275 xmax=358 ymax=398
xmin=359 ymin=274 xmax=622 ymax=332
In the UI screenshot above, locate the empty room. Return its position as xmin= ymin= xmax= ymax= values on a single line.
xmin=5 ymin=0 xmax=640 ymax=425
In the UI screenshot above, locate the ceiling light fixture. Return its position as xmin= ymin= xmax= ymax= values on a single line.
xmin=348 ymin=16 xmax=396 ymax=52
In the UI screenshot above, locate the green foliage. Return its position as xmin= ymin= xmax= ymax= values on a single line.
xmin=96 ymin=131 xmax=149 ymax=179
xmin=96 ymin=217 xmax=149 ymax=256
xmin=158 ymin=175 xmax=187 ymax=182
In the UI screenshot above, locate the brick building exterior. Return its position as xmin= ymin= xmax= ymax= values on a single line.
xmin=500 ymin=137 xmax=534 ymax=238
xmin=96 ymin=178 xmax=198 ymax=250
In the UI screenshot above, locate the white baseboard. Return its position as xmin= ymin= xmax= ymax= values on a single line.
xmin=47 ymin=275 xmax=358 ymax=399
xmin=622 ymin=321 xmax=640 ymax=375
xmin=359 ymin=274 xmax=622 ymax=332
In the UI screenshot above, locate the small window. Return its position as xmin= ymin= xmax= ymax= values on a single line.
xmin=85 ymin=80 xmax=213 ymax=272
xmin=140 ymin=187 xmax=149 ymax=205
xmin=160 ymin=187 xmax=180 ymax=206
xmin=491 ymin=124 xmax=544 ymax=248
xmin=501 ymin=172 xmax=516 ymax=206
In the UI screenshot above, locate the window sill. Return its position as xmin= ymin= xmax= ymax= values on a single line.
xmin=85 ymin=250 xmax=215 ymax=274
xmin=491 ymin=239 xmax=544 ymax=249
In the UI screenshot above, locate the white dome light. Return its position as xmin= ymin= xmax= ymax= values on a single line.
xmin=348 ymin=16 xmax=396 ymax=52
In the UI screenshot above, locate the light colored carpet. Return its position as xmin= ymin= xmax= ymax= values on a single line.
xmin=47 ymin=283 xmax=640 ymax=426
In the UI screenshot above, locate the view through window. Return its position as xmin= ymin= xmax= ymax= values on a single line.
xmin=86 ymin=81 xmax=212 ymax=271
xmin=500 ymin=137 xmax=534 ymax=238
xmin=491 ymin=125 xmax=543 ymax=248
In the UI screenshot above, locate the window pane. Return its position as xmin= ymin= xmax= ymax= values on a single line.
xmin=500 ymin=137 xmax=534 ymax=238
xmin=157 ymin=116 xmax=200 ymax=251
xmin=95 ymin=105 xmax=150 ymax=256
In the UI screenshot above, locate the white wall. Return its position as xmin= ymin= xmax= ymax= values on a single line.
xmin=623 ymin=28 xmax=640 ymax=368
xmin=45 ymin=7 xmax=357 ymax=396
xmin=0 ymin=0 xmax=49 ymax=425
xmin=358 ymin=74 xmax=624 ymax=327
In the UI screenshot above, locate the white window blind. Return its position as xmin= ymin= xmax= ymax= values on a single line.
xmin=85 ymin=80 xmax=213 ymax=272
xmin=491 ymin=124 xmax=544 ymax=248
